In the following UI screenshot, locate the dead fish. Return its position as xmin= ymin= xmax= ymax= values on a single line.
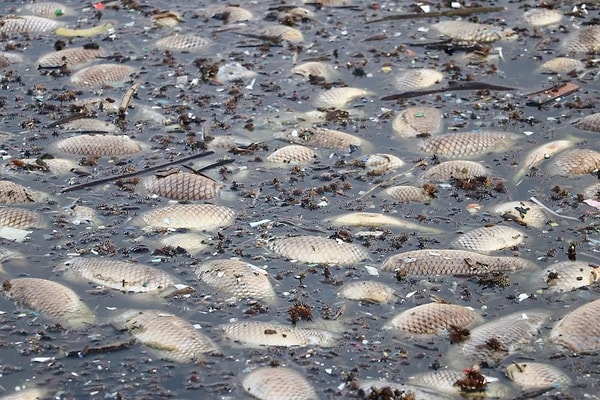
xmin=154 ymin=34 xmax=211 ymax=53
xmin=420 ymin=160 xmax=490 ymax=182
xmin=52 ymin=134 xmax=143 ymax=156
xmin=70 ymin=64 xmax=136 ymax=87
xmin=6 ymin=157 xmax=81 ymax=176
xmin=260 ymin=25 xmax=304 ymax=43
xmin=419 ymin=131 xmax=515 ymax=159
xmin=194 ymin=259 xmax=277 ymax=304
xmin=582 ymin=182 xmax=600 ymax=199
xmin=459 ymin=310 xmax=549 ymax=365
xmin=0 ymin=388 xmax=49 ymax=400
xmin=392 ymin=106 xmax=443 ymax=138
xmin=353 ymin=153 xmax=405 ymax=173
xmin=450 ymin=225 xmax=525 ymax=254
xmin=0 ymin=15 xmax=63 ymax=35
xmin=394 ymin=68 xmax=443 ymax=90
xmin=55 ymin=257 xmax=179 ymax=294
xmin=216 ymin=62 xmax=257 ymax=83
xmin=291 ymin=61 xmax=338 ymax=81
xmin=506 ymin=362 xmax=572 ymax=389
xmin=561 ymin=25 xmax=600 ymax=54
xmin=243 ymin=366 xmax=317 ymax=400
xmin=113 ymin=309 xmax=219 ymax=362
xmin=37 ymin=47 xmax=108 ymax=69
xmin=338 ymin=281 xmax=395 ymax=303
xmin=523 ymin=8 xmax=562 ymax=27
xmin=531 ymin=261 xmax=600 ymax=293
xmin=140 ymin=171 xmax=221 ymax=201
xmin=314 ymin=87 xmax=374 ymax=109
xmin=0 ymin=181 xmax=38 ymax=203
xmin=545 ymin=148 xmax=600 ymax=176
xmin=208 ymin=5 xmax=256 ymax=23
xmin=573 ymin=113 xmax=600 ymax=133
xmin=136 ymin=204 xmax=235 ymax=231
xmin=2 ymin=277 xmax=94 ymax=327
xmin=514 ymin=139 xmax=574 ymax=184
xmin=326 ymin=212 xmax=442 ymax=233
xmin=0 ymin=52 xmax=25 ymax=67
xmin=265 ymin=145 xmax=317 ymax=164
xmin=491 ymin=201 xmax=548 ymax=228
xmin=220 ymin=320 xmax=338 ymax=348
xmin=358 ymin=380 xmax=454 ymax=400
xmin=538 ymin=57 xmax=585 ymax=74
xmin=23 ymin=2 xmax=76 ymax=18
xmin=386 ymin=303 xmax=480 ymax=335
xmin=155 ymin=232 xmax=209 ymax=255
xmin=410 ymin=369 xmax=511 ymax=398
xmin=380 ymin=249 xmax=537 ymax=275
xmin=431 ymin=20 xmax=511 ymax=43
xmin=267 ymin=235 xmax=370 ymax=265
xmin=549 ymin=298 xmax=600 ymax=353
xmin=274 ymin=127 xmax=362 ymax=151
xmin=59 ymin=118 xmax=119 ymax=134
xmin=0 ymin=207 xmax=44 ymax=229
xmin=382 ymin=185 xmax=436 ymax=204
xmin=64 ymin=204 xmax=98 ymax=225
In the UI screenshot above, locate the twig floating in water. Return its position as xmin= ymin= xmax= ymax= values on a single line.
xmin=119 ymin=81 xmax=140 ymax=119
xmin=366 ymin=6 xmax=507 ymax=24
xmin=65 ymin=339 xmax=137 ymax=358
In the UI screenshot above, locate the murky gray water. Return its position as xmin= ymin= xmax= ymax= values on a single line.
xmin=0 ymin=0 xmax=599 ymax=399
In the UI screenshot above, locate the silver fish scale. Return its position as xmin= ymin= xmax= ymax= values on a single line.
xmin=37 ymin=48 xmax=108 ymax=69
xmin=383 ymin=185 xmax=434 ymax=203
xmin=71 ymin=64 xmax=137 ymax=87
xmin=141 ymin=172 xmax=220 ymax=201
xmin=60 ymin=257 xmax=177 ymax=293
xmin=194 ymin=259 xmax=276 ymax=303
xmin=266 ymin=145 xmax=316 ymax=164
xmin=545 ymin=148 xmax=600 ymax=176
xmin=392 ymin=106 xmax=442 ymax=138
xmin=387 ymin=303 xmax=479 ymax=335
xmin=274 ymin=127 xmax=362 ymax=151
xmin=450 ymin=225 xmax=525 ymax=254
xmin=420 ymin=160 xmax=489 ymax=182
xmin=380 ymin=249 xmax=536 ymax=275
xmin=432 ymin=20 xmax=504 ymax=43
xmin=0 ymin=207 xmax=43 ymax=228
xmin=220 ymin=320 xmax=337 ymax=348
xmin=2 ymin=277 xmax=93 ymax=327
xmin=461 ymin=310 xmax=549 ymax=364
xmin=138 ymin=204 xmax=235 ymax=231
xmin=0 ymin=181 xmax=37 ymax=203
xmin=550 ymin=298 xmax=600 ymax=353
xmin=419 ymin=131 xmax=514 ymax=159
xmin=53 ymin=134 xmax=143 ymax=156
xmin=573 ymin=113 xmax=600 ymax=132
xmin=242 ymin=367 xmax=318 ymax=400
xmin=561 ymin=25 xmax=600 ymax=54
xmin=291 ymin=61 xmax=337 ymax=80
xmin=0 ymin=15 xmax=63 ymax=35
xmin=506 ymin=362 xmax=572 ymax=389
xmin=268 ymin=235 xmax=370 ymax=264
xmin=118 ymin=310 xmax=219 ymax=362
xmin=154 ymin=34 xmax=210 ymax=52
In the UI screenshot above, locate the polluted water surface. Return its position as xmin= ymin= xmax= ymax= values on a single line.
xmin=0 ymin=0 xmax=599 ymax=399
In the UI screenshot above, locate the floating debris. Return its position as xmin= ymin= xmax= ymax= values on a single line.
xmin=267 ymin=235 xmax=370 ymax=264
xmin=550 ymin=298 xmax=600 ymax=353
xmin=54 ymin=22 xmax=114 ymax=38
xmin=506 ymin=362 xmax=572 ymax=389
xmin=220 ymin=320 xmax=338 ymax=348
xmin=242 ymin=366 xmax=317 ymax=400
xmin=338 ymin=281 xmax=395 ymax=303
xmin=136 ymin=204 xmax=235 ymax=231
xmin=358 ymin=380 xmax=453 ymax=400
xmin=385 ymin=303 xmax=480 ymax=335
xmin=450 ymin=225 xmax=525 ymax=254
xmin=70 ymin=64 xmax=137 ymax=88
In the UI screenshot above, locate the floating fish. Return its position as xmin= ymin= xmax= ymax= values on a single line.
xmin=450 ymin=225 xmax=525 ymax=254
xmin=52 ymin=134 xmax=143 ymax=156
xmin=37 ymin=47 xmax=108 ymax=69
xmin=140 ymin=171 xmax=221 ymax=201
xmin=514 ymin=139 xmax=574 ymax=184
xmin=274 ymin=127 xmax=362 ymax=151
xmin=216 ymin=62 xmax=257 ymax=83
xmin=358 ymin=380 xmax=454 ymax=400
xmin=59 ymin=118 xmax=119 ymax=134
xmin=291 ymin=61 xmax=338 ymax=81
xmin=136 ymin=204 xmax=235 ymax=231
xmin=0 ymin=15 xmax=63 ymax=35
xmin=538 ymin=57 xmax=585 ymax=74
xmin=394 ymin=68 xmax=443 ymax=91
xmin=506 ymin=362 xmax=572 ymax=389
xmin=113 ymin=309 xmax=219 ymax=363
xmin=410 ymin=369 xmax=510 ymax=397
xmin=260 ymin=25 xmax=304 ymax=43
xmin=326 ymin=212 xmax=442 ymax=233
xmin=71 ymin=64 xmax=136 ymax=87
xmin=419 ymin=131 xmax=515 ymax=159
xmin=0 ymin=181 xmax=38 ymax=203
xmin=208 ymin=5 xmax=256 ymax=23
xmin=220 ymin=320 xmax=338 ymax=348
xmin=490 ymin=201 xmax=548 ymax=228
xmin=392 ymin=106 xmax=443 ymax=138
xmin=420 ymin=160 xmax=490 ymax=182
xmin=0 ymin=207 xmax=44 ymax=229
xmin=385 ymin=303 xmax=480 ymax=335
xmin=523 ymin=8 xmax=562 ymax=27
xmin=561 ymin=25 xmax=600 ymax=54
xmin=573 ymin=113 xmax=600 ymax=133
xmin=353 ymin=153 xmax=404 ymax=173
xmin=265 ymin=144 xmax=316 ymax=164
xmin=531 ymin=261 xmax=600 ymax=293
xmin=23 ymin=2 xmax=76 ymax=18
xmin=155 ymin=232 xmax=210 ymax=254
xmin=0 ymin=388 xmax=49 ymax=400
xmin=154 ymin=34 xmax=210 ymax=53
xmin=242 ymin=367 xmax=317 ymax=400
xmin=545 ymin=148 xmax=600 ymax=176
xmin=338 ymin=281 xmax=395 ymax=303
xmin=314 ymin=87 xmax=374 ymax=109
xmin=549 ymin=298 xmax=600 ymax=353
xmin=431 ymin=20 xmax=510 ymax=43
xmin=267 ymin=235 xmax=370 ymax=264
xmin=2 ymin=277 xmax=94 ymax=327
xmin=382 ymin=185 xmax=436 ymax=204
xmin=381 ymin=249 xmax=536 ymax=275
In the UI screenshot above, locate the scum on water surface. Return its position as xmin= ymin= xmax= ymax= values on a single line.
xmin=0 ymin=0 xmax=599 ymax=399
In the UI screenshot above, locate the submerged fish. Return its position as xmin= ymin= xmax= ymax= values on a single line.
xmin=392 ymin=106 xmax=443 ymax=138
xmin=385 ymin=303 xmax=480 ymax=335
xmin=23 ymin=2 xmax=76 ymax=18
xmin=338 ymin=281 xmax=395 ymax=303
xmin=314 ymin=87 xmax=374 ymax=109
xmin=71 ymin=64 xmax=136 ymax=87
xmin=523 ymin=8 xmax=562 ymax=27
xmin=140 ymin=171 xmax=221 ymax=201
xmin=394 ymin=68 xmax=443 ymax=90
xmin=267 ymin=235 xmax=370 ymax=265
xmin=531 ymin=261 xmax=600 ymax=293
xmin=326 ymin=212 xmax=441 ymax=233
xmin=506 ymin=362 xmax=572 ymax=389
xmin=420 ymin=160 xmax=490 ymax=182
xmin=37 ymin=47 xmax=108 ymax=69
xmin=114 ymin=309 xmax=219 ymax=362
xmin=136 ymin=204 xmax=235 ymax=231
xmin=242 ymin=367 xmax=318 ymax=400
xmin=538 ymin=57 xmax=585 ymax=74
xmin=291 ymin=61 xmax=338 ymax=81
xmin=220 ymin=320 xmax=338 ymax=348
xmin=549 ymin=298 xmax=600 ymax=353
xmin=561 ymin=25 xmax=600 ymax=54
xmin=274 ymin=127 xmax=362 ymax=151
xmin=450 ymin=225 xmax=525 ymax=254
xmin=52 ymin=134 xmax=143 ymax=156
xmin=59 ymin=118 xmax=119 ymax=134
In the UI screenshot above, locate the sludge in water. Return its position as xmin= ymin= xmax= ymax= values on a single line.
xmin=242 ymin=366 xmax=317 ymax=400
xmin=267 ymin=235 xmax=370 ymax=265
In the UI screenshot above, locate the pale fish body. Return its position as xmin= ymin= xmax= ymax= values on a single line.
xmin=154 ymin=34 xmax=210 ymax=52
xmin=338 ymin=281 xmax=395 ymax=303
xmin=0 ymin=15 xmax=63 ymax=35
xmin=291 ymin=61 xmax=338 ymax=81
xmin=140 ymin=171 xmax=221 ymax=201
xmin=242 ymin=367 xmax=318 ymax=400
xmin=56 ymin=257 xmax=178 ymax=293
xmin=137 ymin=204 xmax=235 ymax=231
xmin=194 ymin=259 xmax=277 ymax=304
xmin=358 ymin=380 xmax=454 ymax=400
xmin=156 ymin=232 xmax=210 ymax=254
xmin=2 ymin=277 xmax=94 ymax=327
xmin=394 ymin=68 xmax=443 ymax=90
xmin=490 ymin=201 xmax=548 ymax=228
xmin=538 ymin=57 xmax=585 ymax=74
xmin=71 ymin=64 xmax=137 ymax=88
xmin=265 ymin=145 xmax=316 ymax=164
xmin=60 ymin=118 xmax=119 ymax=134
xmin=573 ymin=113 xmax=600 ymax=133
xmin=261 ymin=25 xmax=304 ymax=42
xmin=392 ymin=106 xmax=443 ymax=138
xmin=385 ymin=303 xmax=480 ymax=335
xmin=420 ymin=160 xmax=489 ymax=182
xmin=450 ymin=225 xmax=525 ymax=254
xmin=582 ymin=182 xmax=600 ymax=199
xmin=114 ymin=309 xmax=219 ymax=362
xmin=514 ymin=139 xmax=574 ymax=184
xmin=0 ymin=207 xmax=44 ymax=229
xmin=326 ymin=212 xmax=441 ymax=233
xmin=216 ymin=62 xmax=257 ymax=83
xmin=37 ymin=47 xmax=108 ymax=69
xmin=545 ymin=148 xmax=600 ymax=176
xmin=0 ymin=388 xmax=49 ymax=400
xmin=506 ymin=362 xmax=572 ymax=389
xmin=382 ymin=185 xmax=435 ymax=204
xmin=314 ymin=87 xmax=374 ymax=109
xmin=0 ymin=181 xmax=38 ymax=203
xmin=419 ymin=131 xmax=515 ymax=159
xmin=432 ymin=20 xmax=509 ymax=43
xmin=52 ymin=134 xmax=143 ymax=156
xmin=23 ymin=2 xmax=77 ymax=18
xmin=523 ymin=8 xmax=562 ymax=27
xmin=268 ymin=235 xmax=370 ymax=265
xmin=353 ymin=153 xmax=404 ymax=173
xmin=561 ymin=25 xmax=600 ymax=54
xmin=274 ymin=127 xmax=362 ymax=151
xmin=549 ymin=298 xmax=600 ymax=353
xmin=220 ymin=320 xmax=338 ymax=348
xmin=460 ymin=310 xmax=549 ymax=364
xmin=410 ymin=369 xmax=511 ymax=398
xmin=380 ymin=249 xmax=537 ymax=275
xmin=207 ymin=5 xmax=256 ymax=23
xmin=531 ymin=261 xmax=600 ymax=293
